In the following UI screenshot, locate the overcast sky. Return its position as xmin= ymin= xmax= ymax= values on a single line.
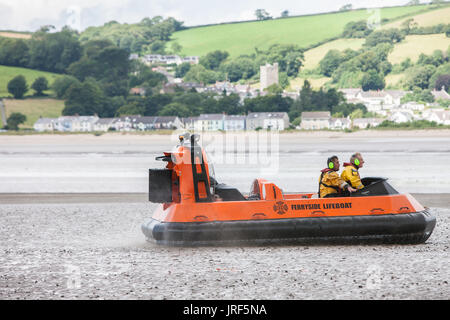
xmin=0 ymin=0 xmax=419 ymax=32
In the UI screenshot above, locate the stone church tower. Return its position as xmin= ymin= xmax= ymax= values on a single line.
xmin=260 ymin=63 xmax=279 ymax=91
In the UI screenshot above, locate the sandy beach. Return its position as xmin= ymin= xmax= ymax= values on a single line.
xmin=1 ymin=129 xmax=450 ymax=149
xmin=0 ymin=200 xmax=448 ymax=300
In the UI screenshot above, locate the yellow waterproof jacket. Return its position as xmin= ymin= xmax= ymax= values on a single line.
xmin=319 ymin=170 xmax=349 ymax=198
xmin=341 ymin=163 xmax=364 ymax=190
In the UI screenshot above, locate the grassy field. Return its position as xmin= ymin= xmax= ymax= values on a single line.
xmin=171 ymin=5 xmax=431 ymax=57
xmin=302 ymin=38 xmax=365 ymax=70
xmin=388 ymin=34 xmax=450 ymax=64
xmin=381 ymin=5 xmax=450 ymax=29
xmin=0 ymin=65 xmax=61 ymax=97
xmin=2 ymin=98 xmax=65 ymax=129
xmin=385 ymin=73 xmax=405 ymax=89
xmin=288 ymin=76 xmax=332 ymax=91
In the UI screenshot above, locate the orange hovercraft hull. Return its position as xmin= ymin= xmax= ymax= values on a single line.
xmin=142 ymin=134 xmax=436 ymax=245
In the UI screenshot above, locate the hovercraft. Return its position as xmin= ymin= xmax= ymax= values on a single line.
xmin=142 ymin=133 xmax=436 ymax=245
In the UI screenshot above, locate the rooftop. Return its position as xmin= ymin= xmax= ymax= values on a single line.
xmin=301 ymin=111 xmax=331 ymax=119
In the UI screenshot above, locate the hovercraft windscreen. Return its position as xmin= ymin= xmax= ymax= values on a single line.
xmin=352 ymin=177 xmax=399 ymax=197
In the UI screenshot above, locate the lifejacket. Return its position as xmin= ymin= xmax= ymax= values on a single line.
xmin=341 ymin=163 xmax=364 ymax=190
xmin=318 ymin=168 xmax=348 ymax=198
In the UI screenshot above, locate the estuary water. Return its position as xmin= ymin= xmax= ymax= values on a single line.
xmin=0 ymin=132 xmax=450 ymax=194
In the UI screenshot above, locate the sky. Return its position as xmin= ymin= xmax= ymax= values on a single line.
xmin=0 ymin=0 xmax=421 ymax=32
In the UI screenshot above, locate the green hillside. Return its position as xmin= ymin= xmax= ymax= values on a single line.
xmin=171 ymin=4 xmax=434 ymax=57
xmin=302 ymin=38 xmax=365 ymax=70
xmin=388 ymin=34 xmax=450 ymax=64
xmin=381 ymin=5 xmax=450 ymax=29
xmin=0 ymin=65 xmax=61 ymax=97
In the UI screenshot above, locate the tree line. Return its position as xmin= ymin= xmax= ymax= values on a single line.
xmin=174 ymin=44 xmax=304 ymax=86
xmin=318 ymin=25 xmax=450 ymax=94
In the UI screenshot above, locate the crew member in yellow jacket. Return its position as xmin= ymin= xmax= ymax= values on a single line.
xmin=319 ymin=156 xmax=356 ymax=198
xmin=341 ymin=153 xmax=365 ymax=190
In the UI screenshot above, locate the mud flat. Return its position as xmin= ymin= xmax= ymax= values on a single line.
xmin=0 ymin=201 xmax=448 ymax=300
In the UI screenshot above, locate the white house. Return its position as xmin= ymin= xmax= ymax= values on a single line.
xmin=431 ymin=87 xmax=450 ymax=101
xmin=33 ymin=117 xmax=58 ymax=132
xmin=262 ymin=113 xmax=290 ymax=130
xmin=196 ymin=114 xmax=225 ymax=131
xmin=401 ymin=102 xmax=425 ymax=111
xmin=143 ymin=54 xmax=199 ymax=66
xmin=300 ymin=112 xmax=331 ymax=130
xmin=424 ymin=109 xmax=450 ymax=125
xmin=56 ymin=116 xmax=76 ymax=132
xmin=352 ymin=90 xmax=407 ymax=113
xmin=154 ymin=116 xmax=184 ymax=130
xmin=71 ymin=116 xmax=99 ymax=132
xmin=330 ymin=117 xmax=351 ymax=130
xmin=246 ymin=112 xmax=290 ymax=131
xmin=352 ymin=118 xmax=384 ymax=129
xmin=93 ymin=118 xmax=116 ymax=132
xmin=389 ymin=110 xmax=414 ymax=123
xmin=114 ymin=116 xmax=137 ymax=131
xmin=182 ymin=117 xmax=198 ymax=131
xmin=224 ymin=115 xmax=246 ymax=131
xmin=339 ymin=88 xmax=362 ymax=100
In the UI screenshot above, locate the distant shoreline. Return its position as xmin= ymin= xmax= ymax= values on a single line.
xmin=2 ymin=129 xmax=450 ymax=141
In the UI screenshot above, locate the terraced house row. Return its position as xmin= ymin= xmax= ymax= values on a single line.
xmin=33 ymin=112 xmax=291 ymax=132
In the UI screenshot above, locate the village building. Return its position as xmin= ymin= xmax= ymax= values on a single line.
xmin=339 ymin=88 xmax=362 ymax=100
xmin=196 ymin=114 xmax=225 ymax=131
xmin=129 ymin=54 xmax=139 ymax=60
xmin=330 ymin=117 xmax=351 ymax=130
xmin=56 ymin=116 xmax=76 ymax=132
xmin=431 ymin=87 xmax=450 ymax=101
xmin=113 ymin=115 xmax=183 ymax=131
xmin=154 ymin=116 xmax=184 ymax=130
xmin=33 ymin=117 xmax=58 ymax=132
xmin=423 ymin=109 xmax=450 ymax=125
xmin=354 ymin=90 xmax=407 ymax=113
xmin=0 ymin=99 xmax=6 ymax=127
xmin=388 ymin=110 xmax=415 ymax=123
xmin=93 ymin=118 xmax=116 ymax=132
xmin=246 ymin=112 xmax=289 ymax=131
xmin=129 ymin=87 xmax=146 ymax=96
xmin=182 ymin=117 xmax=198 ymax=131
xmin=340 ymin=89 xmax=408 ymax=113
xmin=71 ymin=116 xmax=99 ymax=132
xmin=224 ymin=115 xmax=246 ymax=131
xmin=401 ymin=102 xmax=425 ymax=111
xmin=142 ymin=54 xmax=199 ymax=66
xmin=300 ymin=112 xmax=331 ymax=130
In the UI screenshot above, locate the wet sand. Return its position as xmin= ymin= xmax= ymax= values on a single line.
xmin=0 ymin=200 xmax=448 ymax=300
xmin=1 ymin=132 xmax=449 ymax=299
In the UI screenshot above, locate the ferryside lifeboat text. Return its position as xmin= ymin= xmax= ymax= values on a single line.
xmin=291 ymin=202 xmax=352 ymax=210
